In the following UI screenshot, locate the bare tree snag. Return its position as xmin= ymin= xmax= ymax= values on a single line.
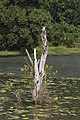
xmin=26 ymin=27 xmax=48 ymax=104
xmin=25 ymin=49 xmax=33 ymax=66
xmin=32 ymin=27 xmax=48 ymax=104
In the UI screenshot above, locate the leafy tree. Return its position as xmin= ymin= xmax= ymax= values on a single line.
xmin=0 ymin=0 xmax=80 ymax=51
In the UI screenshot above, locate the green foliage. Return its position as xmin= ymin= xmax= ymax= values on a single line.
xmin=48 ymin=21 xmax=80 ymax=47
xmin=48 ymin=46 xmax=80 ymax=55
xmin=0 ymin=0 xmax=80 ymax=51
xmin=45 ymin=64 xmax=58 ymax=79
xmin=21 ymin=65 xmax=29 ymax=72
xmin=21 ymin=64 xmax=33 ymax=78
xmin=0 ymin=51 xmax=20 ymax=56
xmin=21 ymin=63 xmax=58 ymax=80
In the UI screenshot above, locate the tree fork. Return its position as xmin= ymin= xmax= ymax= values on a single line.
xmin=32 ymin=27 xmax=48 ymax=104
xmin=26 ymin=27 xmax=48 ymax=104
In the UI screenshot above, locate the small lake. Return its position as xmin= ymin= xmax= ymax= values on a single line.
xmin=0 ymin=55 xmax=80 ymax=120
xmin=0 ymin=54 xmax=80 ymax=78
xmin=47 ymin=54 xmax=80 ymax=78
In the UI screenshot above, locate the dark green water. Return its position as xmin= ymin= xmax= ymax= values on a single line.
xmin=0 ymin=77 xmax=80 ymax=120
xmin=0 ymin=55 xmax=80 ymax=120
xmin=0 ymin=55 xmax=80 ymax=77
xmin=47 ymin=54 xmax=80 ymax=78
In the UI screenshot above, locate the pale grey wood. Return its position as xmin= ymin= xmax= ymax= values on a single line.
xmin=25 ymin=27 xmax=48 ymax=103
xmin=25 ymin=49 xmax=33 ymax=65
xmin=32 ymin=27 xmax=48 ymax=103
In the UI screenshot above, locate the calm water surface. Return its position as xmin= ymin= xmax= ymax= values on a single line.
xmin=0 ymin=55 xmax=80 ymax=120
xmin=0 ymin=55 xmax=80 ymax=77
xmin=47 ymin=54 xmax=80 ymax=78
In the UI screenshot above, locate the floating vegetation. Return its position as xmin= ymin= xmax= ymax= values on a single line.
xmin=60 ymin=77 xmax=80 ymax=80
xmin=0 ymin=72 xmax=16 ymax=79
xmin=63 ymin=96 xmax=80 ymax=100
xmin=0 ymin=76 xmax=80 ymax=119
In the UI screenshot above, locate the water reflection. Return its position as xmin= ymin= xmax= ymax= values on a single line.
xmin=47 ymin=54 xmax=80 ymax=78
xmin=0 ymin=55 xmax=80 ymax=78
xmin=0 ymin=77 xmax=80 ymax=120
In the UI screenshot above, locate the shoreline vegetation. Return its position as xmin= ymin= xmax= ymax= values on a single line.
xmin=0 ymin=72 xmax=80 ymax=80
xmin=48 ymin=46 xmax=80 ymax=55
xmin=38 ymin=46 xmax=80 ymax=56
xmin=0 ymin=51 xmax=21 ymax=56
xmin=0 ymin=46 xmax=80 ymax=56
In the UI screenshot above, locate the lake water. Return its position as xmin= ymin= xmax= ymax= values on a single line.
xmin=0 ymin=55 xmax=80 ymax=120
xmin=47 ymin=54 xmax=80 ymax=78
xmin=0 ymin=54 xmax=80 ymax=78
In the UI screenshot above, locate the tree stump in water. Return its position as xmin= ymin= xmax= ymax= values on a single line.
xmin=26 ymin=27 xmax=48 ymax=104
xmin=32 ymin=27 xmax=48 ymax=104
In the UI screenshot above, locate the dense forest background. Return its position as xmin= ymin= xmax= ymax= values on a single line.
xmin=0 ymin=0 xmax=80 ymax=51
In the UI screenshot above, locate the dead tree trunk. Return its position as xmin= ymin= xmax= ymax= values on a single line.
xmin=32 ymin=27 xmax=48 ymax=104
xmin=26 ymin=27 xmax=48 ymax=104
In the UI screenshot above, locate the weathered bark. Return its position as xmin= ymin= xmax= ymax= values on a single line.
xmin=26 ymin=27 xmax=48 ymax=104
xmin=25 ymin=49 xmax=33 ymax=66
xmin=32 ymin=27 xmax=48 ymax=104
